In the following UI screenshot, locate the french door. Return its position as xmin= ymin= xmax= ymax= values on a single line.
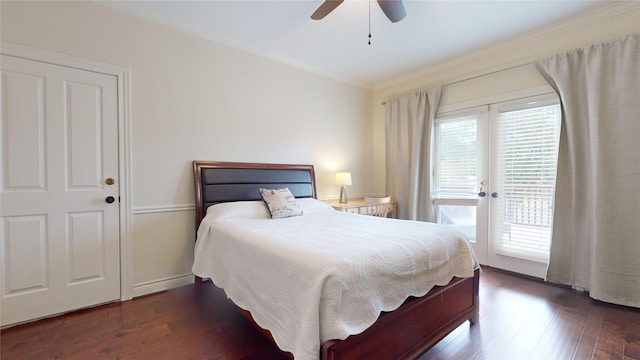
xmin=433 ymin=94 xmax=561 ymax=278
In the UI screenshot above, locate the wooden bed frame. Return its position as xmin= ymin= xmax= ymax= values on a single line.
xmin=193 ymin=160 xmax=480 ymax=360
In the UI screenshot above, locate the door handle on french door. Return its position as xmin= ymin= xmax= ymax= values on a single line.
xmin=491 ymin=192 xmax=499 ymax=198
xmin=105 ymin=196 xmax=115 ymax=203
xmin=478 ymin=182 xmax=486 ymax=197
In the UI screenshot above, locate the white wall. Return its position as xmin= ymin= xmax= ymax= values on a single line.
xmin=371 ymin=3 xmax=640 ymax=194
xmin=1 ymin=1 xmax=374 ymax=296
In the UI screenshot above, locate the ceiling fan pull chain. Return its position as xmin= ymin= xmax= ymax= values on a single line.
xmin=368 ymin=0 xmax=372 ymax=45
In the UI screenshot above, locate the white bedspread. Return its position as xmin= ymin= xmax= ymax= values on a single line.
xmin=192 ymin=199 xmax=478 ymax=360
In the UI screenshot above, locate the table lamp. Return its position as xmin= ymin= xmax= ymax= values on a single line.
xmin=335 ymin=172 xmax=352 ymax=203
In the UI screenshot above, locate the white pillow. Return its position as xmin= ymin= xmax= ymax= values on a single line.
xmin=205 ymin=201 xmax=271 ymax=221
xmin=259 ymin=188 xmax=303 ymax=219
xmin=296 ymin=198 xmax=335 ymax=214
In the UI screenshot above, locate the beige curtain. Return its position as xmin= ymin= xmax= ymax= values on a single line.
xmin=384 ymin=88 xmax=441 ymax=221
xmin=535 ymin=34 xmax=640 ymax=308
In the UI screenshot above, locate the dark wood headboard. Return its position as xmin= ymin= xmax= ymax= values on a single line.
xmin=192 ymin=161 xmax=317 ymax=226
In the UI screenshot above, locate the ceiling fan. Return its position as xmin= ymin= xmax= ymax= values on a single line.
xmin=311 ymin=0 xmax=407 ymax=23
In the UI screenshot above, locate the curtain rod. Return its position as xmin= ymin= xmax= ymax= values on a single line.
xmin=381 ymin=62 xmax=533 ymax=105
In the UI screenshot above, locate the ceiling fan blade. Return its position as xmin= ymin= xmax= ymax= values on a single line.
xmin=377 ymin=0 xmax=406 ymax=22
xmin=311 ymin=0 xmax=345 ymax=20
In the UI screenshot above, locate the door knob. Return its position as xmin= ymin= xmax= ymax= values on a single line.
xmin=106 ymin=196 xmax=115 ymax=203
xmin=478 ymin=191 xmax=486 ymax=197
xmin=491 ymin=192 xmax=499 ymax=198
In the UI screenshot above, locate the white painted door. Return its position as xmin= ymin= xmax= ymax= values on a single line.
xmin=1 ymin=54 xmax=120 ymax=326
xmin=486 ymin=96 xmax=561 ymax=277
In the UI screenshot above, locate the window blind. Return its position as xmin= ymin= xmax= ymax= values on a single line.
xmin=494 ymin=104 xmax=561 ymax=260
xmin=434 ymin=116 xmax=477 ymax=197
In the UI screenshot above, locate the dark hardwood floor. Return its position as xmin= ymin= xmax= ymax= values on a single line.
xmin=2 ymin=267 xmax=639 ymax=359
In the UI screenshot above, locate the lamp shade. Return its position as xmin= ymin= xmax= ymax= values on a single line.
xmin=335 ymin=172 xmax=352 ymax=186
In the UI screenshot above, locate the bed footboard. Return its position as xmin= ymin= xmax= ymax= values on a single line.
xmin=235 ymin=269 xmax=479 ymax=360
xmin=322 ymin=268 xmax=480 ymax=360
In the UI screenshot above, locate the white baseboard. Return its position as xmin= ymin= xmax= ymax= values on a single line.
xmin=132 ymin=273 xmax=195 ymax=298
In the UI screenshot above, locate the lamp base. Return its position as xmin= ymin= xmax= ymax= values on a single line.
xmin=339 ymin=186 xmax=348 ymax=203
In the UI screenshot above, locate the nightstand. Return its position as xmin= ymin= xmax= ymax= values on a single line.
xmin=323 ymin=198 xmax=397 ymax=218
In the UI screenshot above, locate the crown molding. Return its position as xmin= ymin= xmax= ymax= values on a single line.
xmin=375 ymin=1 xmax=639 ymax=91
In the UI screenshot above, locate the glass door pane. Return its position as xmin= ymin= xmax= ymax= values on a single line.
xmin=433 ymin=115 xmax=478 ymax=198
xmin=435 ymin=202 xmax=477 ymax=242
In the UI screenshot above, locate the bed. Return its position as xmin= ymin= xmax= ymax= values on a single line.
xmin=192 ymin=160 xmax=480 ymax=360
